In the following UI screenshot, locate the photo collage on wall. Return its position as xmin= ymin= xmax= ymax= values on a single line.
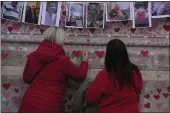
xmin=1 ymin=1 xmax=170 ymax=28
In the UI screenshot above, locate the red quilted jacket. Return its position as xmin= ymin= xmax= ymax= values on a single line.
xmin=18 ymin=40 xmax=88 ymax=113
xmin=85 ymin=69 xmax=143 ymax=113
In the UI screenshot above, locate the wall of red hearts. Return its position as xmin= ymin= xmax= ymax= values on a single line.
xmin=1 ymin=4 xmax=170 ymax=112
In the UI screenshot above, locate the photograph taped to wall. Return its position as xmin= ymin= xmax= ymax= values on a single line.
xmin=86 ymin=3 xmax=104 ymax=29
xmin=22 ymin=1 xmax=42 ymax=25
xmin=41 ymin=2 xmax=61 ymax=26
xmin=106 ymin=2 xmax=132 ymax=21
xmin=1 ymin=1 xmax=24 ymax=22
xmin=132 ymin=2 xmax=152 ymax=28
xmin=65 ymin=2 xmax=84 ymax=28
xmin=152 ymin=2 xmax=170 ymax=18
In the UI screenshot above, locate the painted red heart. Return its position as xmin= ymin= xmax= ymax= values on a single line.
xmin=144 ymin=94 xmax=150 ymax=99
xmin=163 ymin=24 xmax=170 ymax=32
xmin=167 ymin=86 xmax=170 ymax=92
xmin=130 ymin=28 xmax=136 ymax=34
xmin=78 ymin=28 xmax=83 ymax=32
xmin=2 ymin=83 xmax=11 ymax=90
xmin=1 ymin=19 xmax=6 ymax=25
xmin=114 ymin=28 xmax=120 ymax=33
xmin=163 ymin=93 xmax=169 ymax=98
xmin=89 ymin=28 xmax=95 ymax=34
xmin=86 ymin=39 xmax=90 ymax=43
xmin=7 ymin=26 xmax=14 ymax=32
xmin=95 ymin=51 xmax=105 ymax=59
xmin=153 ymin=95 xmax=160 ymax=100
xmin=1 ymin=52 xmax=8 ymax=60
xmin=72 ymin=50 xmax=82 ymax=58
xmin=144 ymin=103 xmax=150 ymax=108
xmin=62 ymin=11 xmax=66 ymax=16
xmin=156 ymin=88 xmax=162 ymax=94
xmin=13 ymin=23 xmax=21 ymax=30
xmin=141 ymin=50 xmax=148 ymax=57
xmin=67 ymin=95 xmax=72 ymax=100
xmin=40 ymin=28 xmax=45 ymax=34
xmin=14 ymin=88 xmax=19 ymax=93
xmin=121 ymin=21 xmax=128 ymax=25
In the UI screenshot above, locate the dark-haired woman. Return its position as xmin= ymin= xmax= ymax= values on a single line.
xmin=85 ymin=39 xmax=143 ymax=113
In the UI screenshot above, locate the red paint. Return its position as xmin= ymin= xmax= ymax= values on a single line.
xmin=15 ymin=88 xmax=19 ymax=93
xmin=114 ymin=28 xmax=120 ymax=33
xmin=144 ymin=103 xmax=150 ymax=108
xmin=163 ymin=24 xmax=170 ymax=32
xmin=40 ymin=28 xmax=45 ymax=34
xmin=2 ymin=83 xmax=11 ymax=90
xmin=141 ymin=50 xmax=148 ymax=57
xmin=156 ymin=88 xmax=162 ymax=94
xmin=7 ymin=26 xmax=13 ymax=32
xmin=95 ymin=51 xmax=105 ymax=59
xmin=86 ymin=39 xmax=90 ymax=43
xmin=163 ymin=93 xmax=169 ymax=98
xmin=89 ymin=28 xmax=95 ymax=34
xmin=130 ymin=28 xmax=136 ymax=34
xmin=144 ymin=94 xmax=150 ymax=99
xmin=72 ymin=50 xmax=82 ymax=58
xmin=121 ymin=21 xmax=128 ymax=25
xmin=153 ymin=95 xmax=160 ymax=100
xmin=1 ymin=52 xmax=8 ymax=60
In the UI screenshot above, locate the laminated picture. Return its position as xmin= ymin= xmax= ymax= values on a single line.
xmin=86 ymin=3 xmax=104 ymax=28
xmin=41 ymin=2 xmax=61 ymax=26
xmin=65 ymin=2 xmax=84 ymax=28
xmin=22 ymin=1 xmax=42 ymax=25
xmin=132 ymin=2 xmax=152 ymax=28
xmin=152 ymin=2 xmax=170 ymax=18
xmin=1 ymin=1 xmax=24 ymax=22
xmin=106 ymin=2 xmax=132 ymax=21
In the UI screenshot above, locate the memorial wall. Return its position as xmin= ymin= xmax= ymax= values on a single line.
xmin=1 ymin=2 xmax=170 ymax=112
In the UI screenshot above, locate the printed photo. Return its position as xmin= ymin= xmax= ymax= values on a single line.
xmin=41 ymin=2 xmax=61 ymax=26
xmin=152 ymin=2 xmax=170 ymax=18
xmin=86 ymin=3 xmax=104 ymax=28
xmin=65 ymin=2 xmax=84 ymax=28
xmin=132 ymin=2 xmax=151 ymax=28
xmin=1 ymin=1 xmax=24 ymax=22
xmin=22 ymin=1 xmax=42 ymax=24
xmin=106 ymin=2 xmax=131 ymax=21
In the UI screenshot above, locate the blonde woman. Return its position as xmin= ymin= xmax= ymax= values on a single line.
xmin=18 ymin=27 xmax=89 ymax=113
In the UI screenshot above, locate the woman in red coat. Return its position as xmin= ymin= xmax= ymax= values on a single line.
xmin=85 ymin=39 xmax=143 ymax=113
xmin=18 ymin=27 xmax=89 ymax=113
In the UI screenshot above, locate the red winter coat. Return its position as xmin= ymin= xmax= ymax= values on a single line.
xmin=85 ymin=69 xmax=143 ymax=113
xmin=18 ymin=40 xmax=88 ymax=113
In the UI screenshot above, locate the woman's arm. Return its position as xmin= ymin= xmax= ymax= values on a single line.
xmin=64 ymin=57 xmax=88 ymax=81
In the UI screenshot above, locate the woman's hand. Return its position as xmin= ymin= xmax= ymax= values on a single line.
xmin=82 ymin=52 xmax=89 ymax=62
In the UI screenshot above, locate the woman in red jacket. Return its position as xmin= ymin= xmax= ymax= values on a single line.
xmin=18 ymin=27 xmax=89 ymax=113
xmin=85 ymin=39 xmax=143 ymax=113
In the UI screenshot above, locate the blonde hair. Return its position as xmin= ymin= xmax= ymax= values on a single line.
xmin=43 ymin=27 xmax=65 ymax=46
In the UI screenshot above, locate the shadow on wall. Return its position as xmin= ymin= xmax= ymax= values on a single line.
xmin=1 ymin=76 xmax=170 ymax=112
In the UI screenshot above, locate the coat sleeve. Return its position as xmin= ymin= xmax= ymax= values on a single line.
xmin=23 ymin=57 xmax=32 ymax=84
xmin=64 ymin=58 xmax=88 ymax=81
xmin=85 ymin=71 xmax=104 ymax=104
